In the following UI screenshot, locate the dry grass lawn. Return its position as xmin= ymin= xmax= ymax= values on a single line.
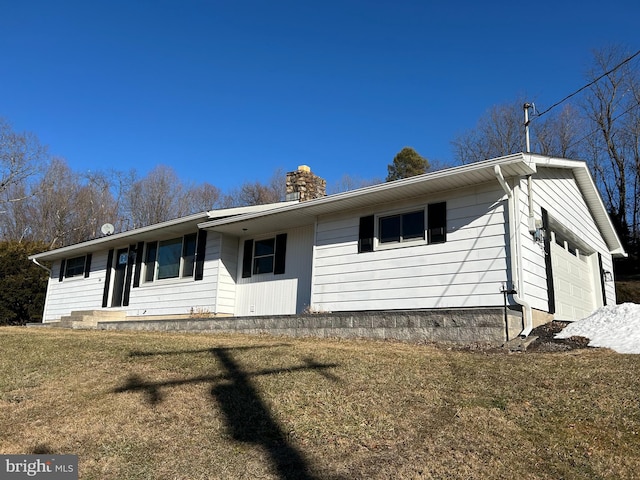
xmin=1 ymin=327 xmax=639 ymax=479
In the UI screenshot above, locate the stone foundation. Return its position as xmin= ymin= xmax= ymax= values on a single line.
xmin=98 ymin=307 xmax=524 ymax=345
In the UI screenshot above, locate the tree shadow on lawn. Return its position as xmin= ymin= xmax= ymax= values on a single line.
xmin=114 ymin=345 xmax=343 ymax=480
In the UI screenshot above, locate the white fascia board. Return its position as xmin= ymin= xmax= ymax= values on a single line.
xmin=29 ymin=202 xmax=301 ymax=261
xmin=199 ymin=153 xmax=536 ymax=233
xmin=528 ymin=154 xmax=626 ymax=257
xmin=205 ymin=201 xmax=299 ymax=219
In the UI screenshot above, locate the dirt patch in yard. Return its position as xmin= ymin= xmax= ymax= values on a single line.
xmin=429 ymin=321 xmax=592 ymax=354
xmin=526 ymin=321 xmax=591 ymax=353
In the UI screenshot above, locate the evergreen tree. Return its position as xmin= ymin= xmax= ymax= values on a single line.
xmin=386 ymin=147 xmax=429 ymax=181
xmin=0 ymin=241 xmax=48 ymax=325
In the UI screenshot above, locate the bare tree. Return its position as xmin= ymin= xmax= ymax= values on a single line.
xmin=452 ymin=101 xmax=526 ymax=164
xmin=535 ymin=104 xmax=584 ymax=158
xmin=581 ymin=46 xmax=640 ymax=246
xmin=3 ymin=158 xmax=122 ymax=248
xmin=184 ymin=182 xmax=222 ymax=212
xmin=0 ymin=118 xmax=47 ymax=198
xmin=0 ymin=119 xmax=48 ymax=239
xmin=222 ymin=168 xmax=285 ymax=207
xmin=328 ymin=173 xmax=382 ymax=194
xmin=452 ymin=98 xmax=587 ymax=162
xmin=121 ymin=165 xmax=227 ymax=228
xmin=450 ymin=46 xmax=640 ymax=270
xmin=123 ymin=165 xmax=187 ymax=228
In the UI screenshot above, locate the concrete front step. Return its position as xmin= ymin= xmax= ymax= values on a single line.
xmin=59 ymin=310 xmax=127 ymax=329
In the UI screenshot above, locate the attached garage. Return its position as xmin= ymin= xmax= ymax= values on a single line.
xmin=549 ymin=230 xmax=603 ymax=321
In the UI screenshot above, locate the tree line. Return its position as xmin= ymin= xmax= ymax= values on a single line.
xmin=0 ymin=129 xmax=291 ymax=250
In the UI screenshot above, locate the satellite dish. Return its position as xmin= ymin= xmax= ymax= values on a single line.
xmin=101 ymin=223 xmax=115 ymax=236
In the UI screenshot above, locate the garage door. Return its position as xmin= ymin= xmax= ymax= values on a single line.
xmin=550 ymin=235 xmax=595 ymax=321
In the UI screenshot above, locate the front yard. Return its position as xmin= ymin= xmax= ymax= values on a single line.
xmin=1 ymin=327 xmax=639 ymax=479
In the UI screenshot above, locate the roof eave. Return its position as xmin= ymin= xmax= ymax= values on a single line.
xmin=528 ymin=154 xmax=627 ymax=258
xmin=199 ymin=153 xmax=536 ymax=235
xmin=28 ymin=212 xmax=210 ymax=261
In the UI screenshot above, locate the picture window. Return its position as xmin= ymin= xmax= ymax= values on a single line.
xmin=144 ymin=234 xmax=198 ymax=282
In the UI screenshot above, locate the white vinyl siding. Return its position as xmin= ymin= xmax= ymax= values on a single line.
xmin=530 ymin=168 xmax=615 ymax=310
xmin=235 ymin=225 xmax=314 ymax=316
xmin=40 ymin=234 xmax=222 ymax=322
xmin=312 ymin=184 xmax=509 ymax=312
xmin=215 ymin=234 xmax=239 ymax=315
xmin=42 ymin=252 xmax=110 ymax=322
xmin=514 ymin=177 xmax=550 ymax=313
xmin=125 ymin=234 xmax=219 ymax=317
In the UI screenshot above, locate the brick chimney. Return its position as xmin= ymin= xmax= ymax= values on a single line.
xmin=285 ymin=165 xmax=326 ymax=202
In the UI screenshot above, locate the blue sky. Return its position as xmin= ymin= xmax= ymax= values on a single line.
xmin=1 ymin=0 xmax=639 ymax=193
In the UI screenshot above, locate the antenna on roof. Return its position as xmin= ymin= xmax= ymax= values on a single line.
xmin=101 ymin=223 xmax=115 ymax=236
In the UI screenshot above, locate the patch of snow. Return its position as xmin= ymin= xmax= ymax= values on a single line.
xmin=554 ymin=303 xmax=640 ymax=354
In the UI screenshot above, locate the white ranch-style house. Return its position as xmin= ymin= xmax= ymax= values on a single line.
xmin=29 ymin=154 xmax=626 ymax=343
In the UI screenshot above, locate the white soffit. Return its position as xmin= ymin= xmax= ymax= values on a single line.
xmin=199 ymin=154 xmax=536 ymax=235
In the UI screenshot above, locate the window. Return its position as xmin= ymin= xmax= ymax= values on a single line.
xmin=144 ymin=242 xmax=158 ymax=282
xmin=181 ymin=233 xmax=197 ymax=277
xmin=253 ymin=238 xmax=275 ymax=274
xmin=358 ymin=202 xmax=446 ymax=252
xmin=59 ymin=254 xmax=92 ymax=281
xmin=144 ymin=234 xmax=199 ymax=282
xmin=379 ymin=210 xmax=425 ymax=244
xmin=242 ymin=234 xmax=287 ymax=278
xmin=65 ymin=255 xmax=87 ymax=277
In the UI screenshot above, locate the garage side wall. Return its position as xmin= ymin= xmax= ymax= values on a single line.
xmin=531 ymin=167 xmax=616 ymax=310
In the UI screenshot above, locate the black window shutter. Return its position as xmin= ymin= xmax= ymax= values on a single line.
xmin=58 ymin=259 xmax=66 ymax=282
xmin=274 ymin=233 xmax=287 ymax=275
xmin=358 ymin=215 xmax=374 ymax=253
xmin=102 ymin=249 xmax=114 ymax=307
xmin=83 ymin=254 xmax=92 ymax=278
xmin=542 ymin=208 xmax=555 ymax=314
xmin=242 ymin=239 xmax=254 ymax=278
xmin=427 ymin=202 xmax=447 ymax=243
xmin=194 ymin=230 xmax=208 ymax=281
xmin=598 ymin=252 xmax=607 ymax=307
xmin=122 ymin=244 xmax=136 ymax=307
xmin=132 ymin=241 xmax=144 ymax=287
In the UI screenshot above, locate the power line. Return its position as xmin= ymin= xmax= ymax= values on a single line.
xmin=565 ymin=98 xmax=640 ymax=152
xmin=535 ymin=49 xmax=640 ymax=118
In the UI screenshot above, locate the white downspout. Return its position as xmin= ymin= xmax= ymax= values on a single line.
xmin=31 ymin=258 xmax=52 ymax=274
xmin=494 ymin=165 xmax=533 ymax=338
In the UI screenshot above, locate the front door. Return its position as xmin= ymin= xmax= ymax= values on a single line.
xmin=111 ymin=248 xmax=129 ymax=307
